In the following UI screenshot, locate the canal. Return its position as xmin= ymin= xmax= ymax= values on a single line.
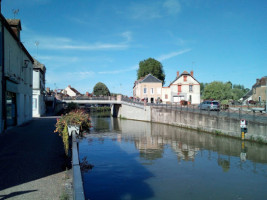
xmin=79 ymin=113 xmax=267 ymax=200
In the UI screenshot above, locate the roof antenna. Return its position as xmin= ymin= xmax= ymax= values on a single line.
xmin=12 ymin=9 xmax=19 ymax=19
xmin=35 ymin=41 xmax=39 ymax=58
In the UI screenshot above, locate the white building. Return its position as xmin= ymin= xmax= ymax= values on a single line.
xmin=162 ymin=71 xmax=200 ymax=104
xmin=62 ymin=85 xmax=81 ymax=97
xmin=32 ymin=59 xmax=46 ymax=117
xmin=0 ymin=15 xmax=34 ymax=133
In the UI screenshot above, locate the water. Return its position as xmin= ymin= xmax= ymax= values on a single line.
xmin=79 ymin=114 xmax=267 ymax=200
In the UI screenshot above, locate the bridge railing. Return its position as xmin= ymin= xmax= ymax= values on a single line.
xmin=151 ymin=103 xmax=267 ymax=124
xmin=62 ymin=96 xmax=117 ymax=101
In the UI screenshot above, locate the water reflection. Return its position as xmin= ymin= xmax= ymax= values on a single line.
xmin=113 ymin=118 xmax=267 ymax=171
xmin=81 ymin=116 xmax=267 ymax=200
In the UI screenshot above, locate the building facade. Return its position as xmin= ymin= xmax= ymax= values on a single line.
xmin=162 ymin=71 xmax=200 ymax=104
xmin=32 ymin=59 xmax=46 ymax=117
xmin=0 ymin=14 xmax=34 ymax=133
xmin=133 ymin=74 xmax=162 ymax=103
xmin=62 ymin=85 xmax=81 ymax=97
xmin=252 ymin=76 xmax=267 ymax=103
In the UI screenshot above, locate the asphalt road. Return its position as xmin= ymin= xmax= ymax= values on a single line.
xmin=0 ymin=117 xmax=67 ymax=200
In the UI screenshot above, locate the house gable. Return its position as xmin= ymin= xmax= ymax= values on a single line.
xmin=141 ymin=74 xmax=162 ymax=83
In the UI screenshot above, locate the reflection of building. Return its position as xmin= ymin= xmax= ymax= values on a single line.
xmin=135 ymin=137 xmax=164 ymax=160
xmin=0 ymin=14 xmax=34 ymax=133
xmin=32 ymin=59 xmax=46 ymax=117
xmin=171 ymin=142 xmax=199 ymax=162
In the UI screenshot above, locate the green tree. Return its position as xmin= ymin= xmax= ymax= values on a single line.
xmin=137 ymin=58 xmax=165 ymax=84
xmin=93 ymin=82 xmax=110 ymax=96
xmin=203 ymin=81 xmax=232 ymax=101
xmin=200 ymin=82 xmax=207 ymax=96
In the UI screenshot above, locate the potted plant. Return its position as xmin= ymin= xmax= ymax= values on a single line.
xmin=55 ymin=109 xmax=91 ymax=155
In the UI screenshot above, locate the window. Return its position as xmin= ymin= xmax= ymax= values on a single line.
xmin=183 ymin=75 xmax=187 ymax=82
xmin=189 ymin=85 xmax=193 ymax=92
xmin=151 ymin=88 xmax=154 ymax=94
xmin=165 ymin=94 xmax=168 ymax=99
xmin=178 ymin=85 xmax=182 ymax=92
xmin=157 ymin=88 xmax=161 ymax=94
xmin=144 ymin=88 xmax=147 ymax=94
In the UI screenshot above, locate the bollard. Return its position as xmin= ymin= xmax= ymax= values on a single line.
xmin=240 ymin=119 xmax=247 ymax=140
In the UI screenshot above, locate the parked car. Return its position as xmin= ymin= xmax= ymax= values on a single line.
xmin=198 ymin=100 xmax=220 ymax=111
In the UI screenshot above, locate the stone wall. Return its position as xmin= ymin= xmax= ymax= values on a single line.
xmin=113 ymin=104 xmax=267 ymax=143
xmin=151 ymin=107 xmax=267 ymax=143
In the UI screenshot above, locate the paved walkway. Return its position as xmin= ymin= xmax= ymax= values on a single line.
xmin=0 ymin=117 xmax=68 ymax=200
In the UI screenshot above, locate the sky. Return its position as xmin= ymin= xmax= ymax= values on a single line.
xmin=1 ymin=0 xmax=267 ymax=96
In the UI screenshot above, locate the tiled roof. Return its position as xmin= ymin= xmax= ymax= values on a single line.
xmin=70 ymin=87 xmax=81 ymax=95
xmin=140 ymin=74 xmax=162 ymax=83
xmin=33 ymin=59 xmax=46 ymax=72
xmin=169 ymin=71 xmax=199 ymax=86
xmin=252 ymin=76 xmax=267 ymax=88
xmin=6 ymin=19 xmax=21 ymax=29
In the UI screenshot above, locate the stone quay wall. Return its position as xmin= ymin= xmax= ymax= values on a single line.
xmin=116 ymin=104 xmax=267 ymax=143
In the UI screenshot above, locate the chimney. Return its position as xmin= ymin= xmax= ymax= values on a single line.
xmin=86 ymin=92 xmax=89 ymax=96
xmin=190 ymin=70 xmax=194 ymax=77
xmin=256 ymin=79 xmax=259 ymax=84
xmin=177 ymin=71 xmax=179 ymax=77
xmin=68 ymin=85 xmax=71 ymax=88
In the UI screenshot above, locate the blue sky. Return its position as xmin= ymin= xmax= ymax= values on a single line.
xmin=2 ymin=0 xmax=267 ymax=96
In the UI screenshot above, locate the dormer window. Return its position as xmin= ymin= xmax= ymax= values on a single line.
xmin=183 ymin=75 xmax=187 ymax=82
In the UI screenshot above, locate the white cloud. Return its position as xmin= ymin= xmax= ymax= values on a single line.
xmin=163 ymin=0 xmax=181 ymax=15
xmin=128 ymin=0 xmax=181 ymax=20
xmin=157 ymin=49 xmax=191 ymax=61
xmin=121 ymin=31 xmax=132 ymax=42
xmin=99 ymin=65 xmax=138 ymax=74
xmin=130 ymin=3 xmax=162 ymax=19
xmin=24 ymin=34 xmax=129 ymax=51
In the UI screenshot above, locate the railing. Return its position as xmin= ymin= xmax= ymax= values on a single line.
xmin=62 ymin=96 xmax=117 ymax=101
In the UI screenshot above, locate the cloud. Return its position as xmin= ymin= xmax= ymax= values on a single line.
xmin=128 ymin=0 xmax=181 ymax=20
xmin=42 ymin=43 xmax=128 ymax=51
xmin=98 ymin=49 xmax=191 ymax=75
xmin=46 ymin=70 xmax=95 ymax=84
xmin=157 ymin=49 xmax=191 ymax=61
xmin=99 ymin=65 xmax=138 ymax=74
xmin=130 ymin=2 xmax=162 ymax=19
xmin=163 ymin=0 xmax=181 ymax=15
xmin=121 ymin=31 xmax=132 ymax=42
xmin=24 ymin=34 xmax=129 ymax=51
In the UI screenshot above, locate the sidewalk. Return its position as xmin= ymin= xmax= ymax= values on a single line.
xmin=0 ymin=116 xmax=69 ymax=200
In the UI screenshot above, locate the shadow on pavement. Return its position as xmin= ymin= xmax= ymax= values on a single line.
xmin=0 ymin=117 xmax=67 ymax=191
xmin=0 ymin=190 xmax=37 ymax=200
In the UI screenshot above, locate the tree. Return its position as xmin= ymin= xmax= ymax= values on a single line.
xmin=93 ymin=82 xmax=110 ymax=96
xmin=202 ymin=81 xmax=232 ymax=101
xmin=137 ymin=58 xmax=165 ymax=84
xmin=200 ymin=82 xmax=207 ymax=96
xmin=202 ymin=81 xmax=249 ymax=101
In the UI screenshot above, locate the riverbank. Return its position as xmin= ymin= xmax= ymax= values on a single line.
xmin=114 ymin=104 xmax=267 ymax=144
